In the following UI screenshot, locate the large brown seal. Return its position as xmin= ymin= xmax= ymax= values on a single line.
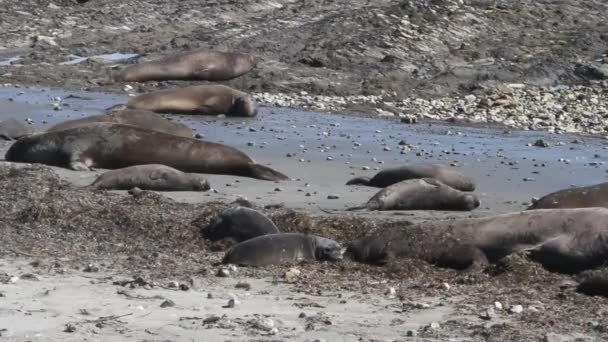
xmin=0 ymin=118 xmax=34 ymax=140
xmin=87 ymin=164 xmax=210 ymax=191
xmin=4 ymin=122 xmax=288 ymax=181
xmin=222 ymin=233 xmax=344 ymax=267
xmin=346 ymin=207 xmax=608 ymax=273
xmin=201 ymin=206 xmax=280 ymax=242
xmin=114 ymin=49 xmax=256 ymax=82
xmin=347 ymin=178 xmax=480 ymax=211
xmin=47 ymin=109 xmax=194 ymax=138
xmin=346 ymin=163 xmax=475 ymax=192
xmin=125 ymin=85 xmax=256 ymax=117
xmin=528 ymin=183 xmax=608 ymax=210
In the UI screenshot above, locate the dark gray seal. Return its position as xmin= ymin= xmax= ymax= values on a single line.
xmin=201 ymin=206 xmax=280 ymax=242
xmin=346 ymin=207 xmax=608 ymax=273
xmin=47 ymin=109 xmax=194 ymax=138
xmin=346 ymin=163 xmax=476 ymax=191
xmin=347 ymin=178 xmax=480 ymax=211
xmin=577 ymin=273 xmax=608 ymax=297
xmin=0 ymin=118 xmax=34 ymax=140
xmin=125 ymin=85 xmax=256 ymax=117
xmin=88 ymin=164 xmax=210 ymax=191
xmin=4 ymin=122 xmax=288 ymax=181
xmin=528 ymin=182 xmax=608 ymax=210
xmin=222 ymin=233 xmax=344 ymax=267
xmin=114 ymin=49 xmax=256 ymax=82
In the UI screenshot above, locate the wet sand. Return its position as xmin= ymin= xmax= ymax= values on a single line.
xmin=0 ymin=85 xmax=606 ymax=221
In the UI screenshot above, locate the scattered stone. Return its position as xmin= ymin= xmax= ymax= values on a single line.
xmin=160 ymin=299 xmax=175 ymax=308
xmin=83 ymin=264 xmax=99 ymax=273
xmin=509 ymin=305 xmax=523 ymax=314
xmin=64 ymin=324 xmax=76 ymax=333
xmin=284 ymin=268 xmax=301 ymax=282
xmin=235 ymin=282 xmax=251 ymax=291
xmin=441 ymin=282 xmax=450 ymax=291
xmin=216 ymin=268 xmax=230 ymax=277
xmin=494 ymin=301 xmax=503 ymax=310
xmin=327 ymin=194 xmax=340 ymax=199
xmin=385 ymin=287 xmax=396 ymax=298
xmin=224 ymin=295 xmax=240 ymax=308
xmin=425 ymin=322 xmax=440 ymax=331
xmin=533 ymin=139 xmax=550 ymax=148
xmin=167 ymin=281 xmax=179 ymax=288
xmin=406 ymin=330 xmax=417 ymax=337
xmin=479 ymin=308 xmax=496 ymax=321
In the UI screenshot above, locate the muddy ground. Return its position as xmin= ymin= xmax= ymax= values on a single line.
xmin=1 ymin=0 xmax=608 ymax=341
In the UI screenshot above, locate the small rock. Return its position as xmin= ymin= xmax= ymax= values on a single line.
xmin=252 ymin=317 xmax=275 ymax=331
xmin=284 ymin=268 xmax=301 ymax=282
xmin=400 ymin=116 xmax=417 ymax=124
xmin=9 ymin=276 xmax=19 ymax=283
xmin=225 ymin=295 xmax=240 ymax=308
xmin=441 ymin=282 xmax=450 ymax=291
xmin=479 ymin=308 xmax=496 ymax=321
xmin=235 ymin=282 xmax=251 ymax=291
xmin=425 ymin=322 xmax=440 ymax=331
xmin=167 ymin=281 xmax=179 ymax=288
xmin=83 ymin=264 xmax=99 ymax=273
xmin=160 ymin=300 xmax=175 ymax=308
xmin=494 ymin=301 xmax=503 ymax=310
xmin=64 ymin=323 xmax=76 ymax=333
xmin=179 ymin=283 xmax=189 ymax=291
xmin=327 ymin=194 xmax=340 ymax=199
xmin=385 ymin=287 xmax=396 ymax=298
xmin=533 ymin=139 xmax=549 ymax=148
xmin=406 ymin=330 xmax=417 ymax=337
xmin=216 ymin=268 xmax=230 ymax=277
xmin=509 ymin=305 xmax=523 ymax=314
xmin=194 ymin=133 xmax=204 ymax=139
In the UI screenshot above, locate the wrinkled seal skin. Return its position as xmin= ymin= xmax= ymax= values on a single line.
xmin=88 ymin=164 xmax=210 ymax=191
xmin=114 ymin=49 xmax=256 ymax=82
xmin=201 ymin=206 xmax=280 ymax=242
xmin=347 ymin=207 xmax=608 ymax=274
xmin=126 ymin=85 xmax=257 ymax=117
xmin=0 ymin=118 xmax=34 ymax=140
xmin=347 ymin=178 xmax=480 ymax=211
xmin=346 ymin=163 xmax=475 ymax=192
xmin=4 ymin=122 xmax=288 ymax=181
xmin=46 ymin=109 xmax=194 ymax=138
xmin=222 ymin=233 xmax=344 ymax=267
xmin=528 ymin=182 xmax=608 ymax=210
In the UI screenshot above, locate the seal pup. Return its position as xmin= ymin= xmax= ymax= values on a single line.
xmin=125 ymin=85 xmax=257 ymax=117
xmin=0 ymin=118 xmax=34 ymax=140
xmin=4 ymin=122 xmax=288 ymax=181
xmin=201 ymin=206 xmax=280 ymax=242
xmin=87 ymin=164 xmax=210 ymax=191
xmin=346 ymin=207 xmax=608 ymax=273
xmin=114 ymin=49 xmax=256 ymax=82
xmin=347 ymin=178 xmax=480 ymax=212
xmin=346 ymin=163 xmax=475 ymax=192
xmin=47 ymin=109 xmax=194 ymax=138
xmin=528 ymin=182 xmax=608 ymax=210
xmin=222 ymin=233 xmax=344 ymax=267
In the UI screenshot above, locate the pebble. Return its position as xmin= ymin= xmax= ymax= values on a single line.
xmin=225 ymin=295 xmax=240 ymax=308
xmin=385 ymin=287 xmax=396 ymax=298
xmin=509 ymin=305 xmax=523 ymax=314
xmin=160 ymin=299 xmax=175 ymax=308
xmin=327 ymin=194 xmax=340 ymax=199
xmin=441 ymin=282 xmax=450 ymax=291
xmin=216 ymin=268 xmax=230 ymax=277
xmin=284 ymin=267 xmax=301 ymax=282
xmin=425 ymin=322 xmax=440 ymax=331
xmin=494 ymin=301 xmax=503 ymax=310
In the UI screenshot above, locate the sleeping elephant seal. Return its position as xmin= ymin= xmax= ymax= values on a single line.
xmin=114 ymin=49 xmax=256 ymax=82
xmin=126 ymin=85 xmax=256 ymax=117
xmin=4 ymin=122 xmax=288 ymax=181
xmin=201 ymin=206 xmax=280 ymax=242
xmin=0 ymin=118 xmax=34 ymax=140
xmin=346 ymin=207 xmax=608 ymax=273
xmin=528 ymin=182 xmax=608 ymax=210
xmin=346 ymin=163 xmax=475 ymax=192
xmin=347 ymin=178 xmax=480 ymax=211
xmin=47 ymin=109 xmax=194 ymax=138
xmin=88 ymin=164 xmax=210 ymax=191
xmin=222 ymin=233 xmax=344 ymax=267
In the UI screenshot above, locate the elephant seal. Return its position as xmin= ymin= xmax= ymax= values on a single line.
xmin=47 ymin=109 xmax=194 ymax=138
xmin=0 ymin=118 xmax=34 ymax=140
xmin=347 ymin=178 xmax=480 ymax=211
xmin=114 ymin=49 xmax=256 ymax=82
xmin=4 ymin=122 xmax=288 ymax=181
xmin=201 ymin=206 xmax=280 ymax=242
xmin=346 ymin=207 xmax=608 ymax=273
xmin=346 ymin=163 xmax=475 ymax=192
xmin=222 ymin=233 xmax=344 ymax=267
xmin=577 ymin=273 xmax=608 ymax=297
xmin=88 ymin=164 xmax=210 ymax=191
xmin=125 ymin=85 xmax=256 ymax=117
xmin=528 ymin=183 xmax=608 ymax=210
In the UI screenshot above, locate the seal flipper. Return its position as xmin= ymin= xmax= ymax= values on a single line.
xmin=346 ymin=176 xmax=372 ymax=186
xmin=248 ymin=163 xmax=289 ymax=181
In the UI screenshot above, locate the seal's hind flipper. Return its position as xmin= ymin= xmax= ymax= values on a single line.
xmin=248 ymin=164 xmax=289 ymax=181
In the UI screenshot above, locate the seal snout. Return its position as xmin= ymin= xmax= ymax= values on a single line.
xmin=463 ymin=194 xmax=481 ymax=210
